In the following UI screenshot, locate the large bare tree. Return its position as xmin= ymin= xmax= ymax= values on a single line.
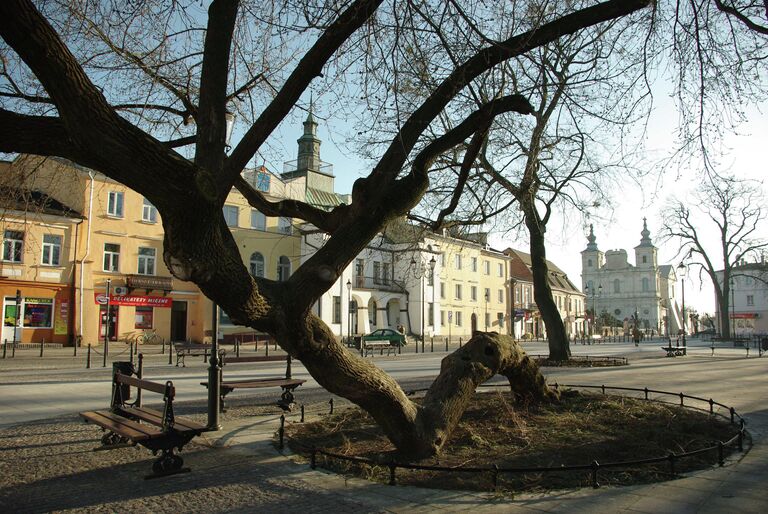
xmin=660 ymin=175 xmax=767 ymax=338
xmin=1 ymin=0 xmax=765 ymax=457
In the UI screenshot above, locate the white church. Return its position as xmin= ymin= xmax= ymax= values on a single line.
xmin=581 ymin=219 xmax=682 ymax=336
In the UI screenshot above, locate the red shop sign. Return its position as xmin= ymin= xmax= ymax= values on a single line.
xmin=94 ymin=293 xmax=172 ymax=308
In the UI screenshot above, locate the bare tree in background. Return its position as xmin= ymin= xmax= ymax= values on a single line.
xmin=660 ymin=175 xmax=768 ymax=339
xmin=1 ymin=0 xmax=766 ymax=457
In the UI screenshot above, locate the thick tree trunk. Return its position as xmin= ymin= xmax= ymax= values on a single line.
xmin=523 ymin=203 xmax=571 ymax=361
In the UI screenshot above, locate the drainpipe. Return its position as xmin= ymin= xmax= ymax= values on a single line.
xmin=79 ymin=171 xmax=95 ymax=341
xmin=69 ymin=218 xmax=83 ymax=346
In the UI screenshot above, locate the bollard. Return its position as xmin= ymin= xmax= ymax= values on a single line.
xmin=430 ymin=336 xmax=434 ymax=353
xmin=168 ymin=344 xmax=173 ymax=365
xmin=459 ymin=337 xmax=462 ymax=348
xmin=12 ymin=340 xmax=16 ymax=357
xmin=265 ymin=342 xmax=269 ymax=357
xmin=310 ymin=447 xmax=317 ymax=469
xmin=278 ymin=414 xmax=285 ymax=450
xmin=415 ymin=337 xmax=418 ymax=354
xmin=300 ymin=404 xmax=305 ymax=423
xmin=445 ymin=337 xmax=448 ymax=352
xmin=236 ymin=338 xmax=241 ymax=357
xmin=161 ymin=338 xmax=165 ymax=355
xmin=40 ymin=338 xmax=45 ymax=357
xmin=2 ymin=339 xmax=6 ymax=359
xmin=73 ymin=337 xmax=78 ymax=357
xmin=421 ymin=338 xmax=424 ymax=353
xmin=329 ymin=398 xmax=334 ymax=414
xmin=87 ymin=344 xmax=91 ymax=369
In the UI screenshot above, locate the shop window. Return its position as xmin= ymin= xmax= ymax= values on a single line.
xmin=2 ymin=230 xmax=23 ymax=262
xmin=41 ymin=234 xmax=62 ymax=266
xmin=23 ymin=298 xmax=53 ymax=328
xmin=135 ymin=306 xmax=154 ymax=329
xmin=137 ymin=247 xmax=156 ymax=275
xmin=107 ymin=191 xmax=124 ymax=217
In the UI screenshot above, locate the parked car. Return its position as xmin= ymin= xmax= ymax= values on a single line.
xmin=362 ymin=328 xmax=407 ymax=347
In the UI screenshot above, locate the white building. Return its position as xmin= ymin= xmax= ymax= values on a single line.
xmin=581 ymin=219 xmax=681 ymax=335
xmin=715 ymin=260 xmax=768 ymax=336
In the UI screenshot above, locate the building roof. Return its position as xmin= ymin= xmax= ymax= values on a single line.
xmin=504 ymin=248 xmax=581 ymax=293
xmin=306 ymin=187 xmax=345 ymax=211
xmin=0 ymin=186 xmax=83 ymax=218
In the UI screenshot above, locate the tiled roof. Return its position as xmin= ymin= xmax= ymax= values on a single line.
xmin=0 ymin=186 xmax=83 ymax=218
xmin=306 ymin=187 xmax=344 ymax=211
xmin=505 ymin=247 xmax=580 ymax=293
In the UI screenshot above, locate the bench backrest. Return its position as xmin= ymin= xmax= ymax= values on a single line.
xmin=220 ymin=353 xmax=293 ymax=379
xmin=115 ymin=372 xmax=175 ymax=398
xmin=112 ymin=369 xmax=176 ymax=431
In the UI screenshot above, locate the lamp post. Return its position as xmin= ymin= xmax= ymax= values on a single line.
xmin=207 ymin=110 xmax=236 ymax=431
xmin=103 ymin=279 xmax=111 ymax=367
xmin=510 ymin=279 xmax=516 ymax=339
xmin=730 ymin=277 xmax=735 ymax=339
xmin=585 ymin=284 xmax=602 ymax=337
xmin=677 ymin=261 xmax=687 ymax=353
xmin=484 ymin=289 xmax=490 ymax=331
xmin=410 ymin=255 xmax=436 ymax=352
xmin=13 ymin=289 xmax=21 ymax=345
xmin=346 ymin=279 xmax=354 ymax=353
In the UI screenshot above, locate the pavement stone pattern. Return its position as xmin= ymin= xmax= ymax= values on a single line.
xmin=0 ymin=340 xmax=766 ymax=513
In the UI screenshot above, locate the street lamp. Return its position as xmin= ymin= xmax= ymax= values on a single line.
xmin=346 ymin=279 xmax=354 ymax=353
xmin=410 ymin=255 xmax=436 ymax=352
xmin=484 ymin=289 xmax=490 ymax=331
xmin=585 ymin=284 xmax=602 ymax=337
xmin=103 ymin=279 xmax=111 ymax=367
xmin=677 ymin=261 xmax=687 ymax=354
xmin=13 ymin=289 xmax=21 ymax=345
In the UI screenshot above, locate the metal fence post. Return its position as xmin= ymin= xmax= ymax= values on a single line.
xmin=40 ymin=338 xmax=44 ymax=357
xmin=2 ymin=339 xmax=6 ymax=359
xmin=87 ymin=344 xmax=91 ymax=369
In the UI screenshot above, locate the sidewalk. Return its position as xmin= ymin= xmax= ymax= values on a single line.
xmin=0 ymin=348 xmax=766 ymax=512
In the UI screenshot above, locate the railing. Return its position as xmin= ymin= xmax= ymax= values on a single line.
xmin=351 ymin=275 xmax=407 ymax=293
xmin=279 ymin=384 xmax=747 ymax=492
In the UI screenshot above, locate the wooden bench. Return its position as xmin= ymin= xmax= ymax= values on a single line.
xmin=661 ymin=345 xmax=686 ymax=357
xmin=362 ymin=341 xmax=396 ymax=357
xmin=201 ymin=353 xmax=305 ymax=412
xmin=80 ymin=357 xmax=206 ymax=478
xmin=174 ymin=341 xmax=212 ymax=367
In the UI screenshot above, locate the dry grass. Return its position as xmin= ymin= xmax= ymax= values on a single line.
xmin=285 ymin=389 xmax=740 ymax=494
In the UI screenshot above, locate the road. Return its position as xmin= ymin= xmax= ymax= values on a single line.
xmin=0 ymin=337 xmax=758 ymax=427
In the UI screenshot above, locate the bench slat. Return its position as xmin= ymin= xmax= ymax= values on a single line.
xmin=222 ymin=355 xmax=287 ymax=365
xmin=121 ymin=406 xmax=206 ymax=433
xmin=222 ymin=378 xmax=306 ymax=388
xmin=116 ymin=373 xmax=172 ymax=396
xmin=80 ymin=410 xmax=163 ymax=441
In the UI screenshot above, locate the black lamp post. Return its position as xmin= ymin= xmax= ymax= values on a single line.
xmin=103 ymin=279 xmax=111 ymax=367
xmin=585 ymin=284 xmax=602 ymax=336
xmin=13 ymin=289 xmax=21 ymax=345
xmin=410 ymin=256 xmax=436 ymax=351
xmin=677 ymin=261 xmax=687 ymax=353
xmin=346 ymin=279 xmax=354 ymax=353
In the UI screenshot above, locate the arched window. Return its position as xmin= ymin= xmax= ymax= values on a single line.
xmin=588 ymin=258 xmax=593 ymax=267
xmin=613 ymin=279 xmax=621 ymax=293
xmin=369 ymin=299 xmax=377 ymax=326
xmin=250 ymin=252 xmax=265 ymax=277
xmin=277 ymin=256 xmax=291 ymax=281
xmin=642 ymin=277 xmax=649 ymax=292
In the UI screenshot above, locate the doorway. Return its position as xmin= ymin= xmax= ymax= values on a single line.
xmin=2 ymin=297 xmax=21 ymax=343
xmin=98 ymin=305 xmax=118 ymax=342
xmin=171 ymin=301 xmax=187 ymax=342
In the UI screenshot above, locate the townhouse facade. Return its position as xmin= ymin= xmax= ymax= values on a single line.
xmin=715 ymin=259 xmax=768 ymax=336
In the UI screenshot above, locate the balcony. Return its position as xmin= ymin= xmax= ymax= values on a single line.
xmin=351 ymin=275 xmax=406 ymax=293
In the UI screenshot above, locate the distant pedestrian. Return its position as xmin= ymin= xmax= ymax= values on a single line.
xmin=633 ymin=327 xmax=640 ymax=347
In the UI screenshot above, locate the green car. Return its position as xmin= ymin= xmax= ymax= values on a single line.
xmin=362 ymin=328 xmax=407 ymax=347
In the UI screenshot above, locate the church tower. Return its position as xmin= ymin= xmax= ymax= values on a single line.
xmin=634 ymin=218 xmax=657 ymax=269
xmin=296 ymin=101 xmax=321 ymax=173
xmin=581 ymin=224 xmax=604 ymax=274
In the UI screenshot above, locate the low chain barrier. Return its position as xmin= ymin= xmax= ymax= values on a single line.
xmin=277 ymin=384 xmax=747 ymax=491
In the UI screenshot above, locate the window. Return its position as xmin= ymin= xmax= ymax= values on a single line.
xmin=440 ymin=283 xmax=445 ymax=299
xmin=333 ymin=296 xmax=341 ymax=323
xmin=428 ymin=303 xmax=434 ymax=326
xmin=223 ymin=205 xmax=238 ymax=227
xmin=455 ymin=283 xmax=462 ymax=300
xmin=22 ymin=298 xmax=53 ymax=328
xmin=440 ymin=311 xmax=445 ymax=326
xmin=256 ymin=171 xmax=271 ymax=192
xmin=642 ymin=278 xmax=650 ymax=292
xmin=382 ymin=263 xmax=391 ymax=285
xmin=250 ymin=252 xmax=265 ymax=277
xmin=278 ymin=217 xmax=292 ymax=234
xmin=484 ymin=260 xmax=490 ymax=275
xmin=747 ymin=295 xmax=754 ymax=306
xmin=642 ymin=255 xmax=647 ymax=264
xmin=373 ymin=261 xmax=381 ymax=284
xmin=369 ymin=300 xmax=377 ymax=326
xmin=142 ymin=198 xmax=157 ymax=223
xmin=498 ymin=289 xmax=504 ymax=303
xmin=440 ymin=253 xmax=446 ymax=266
xmin=471 ymin=286 xmax=477 ymax=302
xmin=588 ymin=258 xmax=593 ymax=267
xmin=355 ymin=258 xmax=365 ymax=287
xmin=137 ymin=247 xmax=156 ymax=275
xmin=41 ymin=234 xmax=62 ymax=266
xmin=484 ymin=288 xmax=491 ymax=303
xmin=277 ymin=256 xmax=291 ymax=281
xmin=2 ymin=230 xmax=23 ymax=262
xmin=614 ymin=279 xmax=621 ymax=293
xmin=498 ymin=263 xmax=503 ymax=277
xmin=471 ymin=257 xmax=478 ymax=272
xmin=456 ymin=311 xmax=462 ymax=326
xmin=107 ymin=191 xmax=124 ymax=217
xmin=135 ymin=307 xmax=153 ymax=329
xmin=497 ymin=313 xmax=504 ymax=328
xmin=103 ymin=243 xmax=120 ymax=272
xmin=251 ymin=210 xmax=266 ymax=230
xmin=455 ymin=255 xmax=462 ymax=270
xmin=515 ymin=287 xmax=521 ymax=302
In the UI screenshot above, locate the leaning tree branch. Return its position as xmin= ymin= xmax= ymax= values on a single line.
xmin=233 ymin=175 xmax=349 ymax=233
xmin=0 ymin=109 xmax=89 ymax=163
xmin=713 ymin=0 xmax=768 ymax=35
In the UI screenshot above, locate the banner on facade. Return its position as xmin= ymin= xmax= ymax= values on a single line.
xmin=730 ymin=313 xmax=758 ymax=319
xmin=54 ymin=299 xmax=69 ymax=335
xmin=94 ymin=293 xmax=172 ymax=308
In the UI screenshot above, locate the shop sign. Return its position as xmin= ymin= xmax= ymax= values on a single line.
xmin=94 ymin=293 xmax=172 ymax=308
xmin=126 ymin=275 xmax=173 ymax=291
xmin=730 ymin=312 xmax=758 ymax=319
